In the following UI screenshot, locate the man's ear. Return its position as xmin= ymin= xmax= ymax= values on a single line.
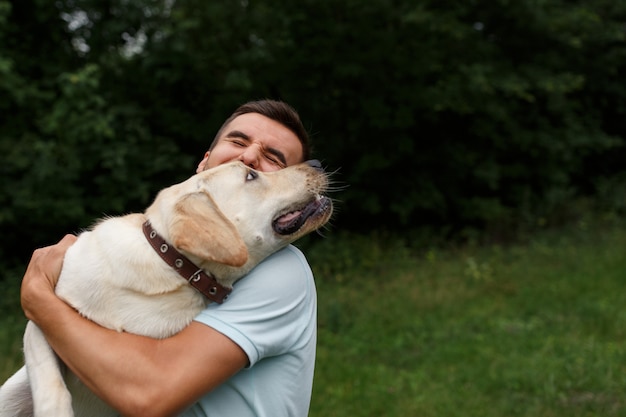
xmin=196 ymin=151 xmax=210 ymax=174
xmin=169 ymin=192 xmax=248 ymax=267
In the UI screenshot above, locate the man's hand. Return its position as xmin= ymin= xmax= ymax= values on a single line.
xmin=21 ymin=234 xmax=77 ymax=320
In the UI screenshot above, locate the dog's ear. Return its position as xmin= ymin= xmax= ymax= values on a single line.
xmin=169 ymin=192 xmax=248 ymax=267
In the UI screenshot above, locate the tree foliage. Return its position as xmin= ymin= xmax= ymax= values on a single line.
xmin=1 ymin=0 xmax=626 ymax=263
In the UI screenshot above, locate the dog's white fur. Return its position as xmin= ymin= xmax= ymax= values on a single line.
xmin=0 ymin=160 xmax=332 ymax=417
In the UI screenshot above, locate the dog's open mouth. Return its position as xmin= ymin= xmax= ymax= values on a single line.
xmin=273 ymin=196 xmax=332 ymax=235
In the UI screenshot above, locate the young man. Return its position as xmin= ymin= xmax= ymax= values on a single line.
xmin=20 ymin=100 xmax=318 ymax=416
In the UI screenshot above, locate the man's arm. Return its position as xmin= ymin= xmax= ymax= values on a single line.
xmin=21 ymin=236 xmax=248 ymax=417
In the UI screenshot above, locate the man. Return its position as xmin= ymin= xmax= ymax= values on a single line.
xmin=20 ymin=100 xmax=317 ymax=416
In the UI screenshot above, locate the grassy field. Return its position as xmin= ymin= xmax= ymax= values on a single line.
xmin=305 ymin=219 xmax=626 ymax=417
xmin=1 ymin=218 xmax=625 ymax=416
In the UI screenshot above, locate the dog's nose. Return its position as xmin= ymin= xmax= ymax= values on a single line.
xmin=306 ymin=159 xmax=324 ymax=172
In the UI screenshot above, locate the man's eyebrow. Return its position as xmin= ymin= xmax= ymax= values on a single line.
xmin=225 ymin=130 xmax=287 ymax=166
xmin=225 ymin=130 xmax=251 ymax=141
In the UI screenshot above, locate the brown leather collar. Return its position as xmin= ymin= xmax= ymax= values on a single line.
xmin=142 ymin=221 xmax=232 ymax=304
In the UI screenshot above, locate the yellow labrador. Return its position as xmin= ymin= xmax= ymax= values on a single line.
xmin=0 ymin=160 xmax=332 ymax=417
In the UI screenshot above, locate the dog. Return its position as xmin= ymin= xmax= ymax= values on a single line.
xmin=0 ymin=159 xmax=333 ymax=417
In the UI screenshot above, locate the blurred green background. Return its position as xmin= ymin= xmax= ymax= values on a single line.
xmin=2 ymin=0 xmax=626 ymax=265
xmin=2 ymin=1 xmax=626 ymax=415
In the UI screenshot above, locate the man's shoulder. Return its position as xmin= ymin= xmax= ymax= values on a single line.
xmin=232 ymin=245 xmax=314 ymax=298
xmin=253 ymin=244 xmax=310 ymax=273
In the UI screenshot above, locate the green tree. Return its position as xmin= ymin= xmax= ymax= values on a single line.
xmin=1 ymin=0 xmax=626 ymax=264
xmin=0 ymin=0 xmax=189 ymax=262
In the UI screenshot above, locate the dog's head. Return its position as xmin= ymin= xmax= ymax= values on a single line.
xmin=145 ymin=160 xmax=333 ymax=284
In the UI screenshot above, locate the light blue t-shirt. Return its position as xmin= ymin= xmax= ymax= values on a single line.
xmin=181 ymin=245 xmax=317 ymax=417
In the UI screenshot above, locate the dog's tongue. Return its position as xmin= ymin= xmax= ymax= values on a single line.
xmin=273 ymin=198 xmax=330 ymax=235
xmin=273 ymin=206 xmax=310 ymax=235
xmin=275 ymin=210 xmax=302 ymax=228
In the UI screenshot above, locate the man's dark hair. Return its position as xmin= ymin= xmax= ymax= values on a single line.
xmin=210 ymin=100 xmax=311 ymax=162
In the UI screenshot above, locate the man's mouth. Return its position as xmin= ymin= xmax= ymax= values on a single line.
xmin=272 ymin=196 xmax=332 ymax=235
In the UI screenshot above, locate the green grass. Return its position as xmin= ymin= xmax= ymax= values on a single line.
xmin=2 ymin=219 xmax=626 ymax=416
xmin=305 ymin=220 xmax=626 ymax=417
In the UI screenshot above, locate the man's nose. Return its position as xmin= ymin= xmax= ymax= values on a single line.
xmin=238 ymin=145 xmax=260 ymax=168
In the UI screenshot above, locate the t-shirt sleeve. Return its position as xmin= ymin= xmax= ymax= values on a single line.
xmin=193 ymin=245 xmax=316 ymax=367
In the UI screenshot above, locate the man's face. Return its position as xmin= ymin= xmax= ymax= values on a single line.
xmin=196 ymin=113 xmax=304 ymax=173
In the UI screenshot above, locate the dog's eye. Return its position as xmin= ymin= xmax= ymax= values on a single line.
xmin=246 ymin=170 xmax=258 ymax=181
